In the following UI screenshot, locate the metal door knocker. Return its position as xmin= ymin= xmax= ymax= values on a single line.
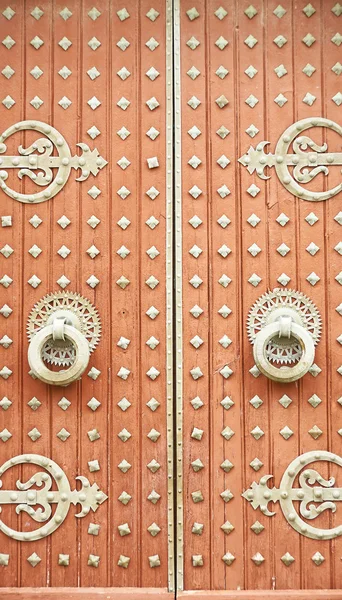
xmin=27 ymin=292 xmax=101 ymax=386
xmin=247 ymin=288 xmax=321 ymax=383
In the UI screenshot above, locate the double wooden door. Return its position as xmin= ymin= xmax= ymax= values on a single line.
xmin=0 ymin=1 xmax=341 ymax=598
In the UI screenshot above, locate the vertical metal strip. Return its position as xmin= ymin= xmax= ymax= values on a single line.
xmin=166 ymin=0 xmax=175 ymax=592
xmin=173 ymin=0 xmax=184 ymax=591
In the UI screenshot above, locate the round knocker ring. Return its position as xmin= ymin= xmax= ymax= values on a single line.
xmin=28 ymin=323 xmax=90 ymax=386
xmin=253 ymin=320 xmax=315 ymax=383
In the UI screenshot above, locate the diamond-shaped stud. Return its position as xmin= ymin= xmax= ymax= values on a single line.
xmin=308 ymin=394 xmax=322 ymax=408
xmin=312 ymin=551 xmax=324 ymax=566
xmin=308 ymin=425 xmax=323 ymax=439
xmin=245 ymin=5 xmax=257 ymax=18
xmin=274 ymin=34 xmax=287 ymax=48
xmin=252 ymin=552 xmax=265 ymax=566
xmin=31 ymin=35 xmax=44 ymax=50
xmin=248 ymin=273 xmax=261 ymax=286
xmin=88 ymin=96 xmax=101 ymax=110
xmin=29 ymin=215 xmax=43 ymax=229
xmin=30 ymin=96 xmax=44 ymax=110
xmin=56 ymin=275 xmax=70 ymax=289
xmin=302 ymin=33 xmax=316 ymax=47
xmin=306 ymin=272 xmax=320 ymax=286
xmin=118 ymin=459 xmax=131 ymax=473
xmin=281 ymin=552 xmax=295 ymax=566
xmin=187 ymin=66 xmax=200 ymax=80
xmin=279 ymin=426 xmax=294 ymax=440
xmin=332 ymin=33 xmax=342 ymax=46
xmin=188 ymin=95 xmax=201 ymax=110
xmin=279 ymin=394 xmax=292 ymax=408
xmin=306 ymin=242 xmax=319 ymax=256
xmin=1 ymin=65 xmax=15 ymax=79
xmin=117 ymin=8 xmax=130 ymax=21
xmin=146 ymin=96 xmax=159 ymax=110
xmin=221 ymin=521 xmax=234 ymax=534
xmin=27 ymin=553 xmax=41 ymax=568
xmin=58 ymin=397 xmax=71 ymax=411
xmin=245 ymin=34 xmax=258 ymax=48
xmin=186 ymin=7 xmax=200 ymax=20
xmin=59 ymin=36 xmax=72 ymax=51
xmin=216 ymin=94 xmax=229 ymax=108
xmin=58 ymin=96 xmax=72 ymax=110
xmin=251 ymin=521 xmax=264 ymax=535
xmin=246 ymin=124 xmax=259 ymax=138
xmin=146 ymin=126 xmax=159 ymax=140
xmin=250 ymin=457 xmax=263 ymax=471
xmin=88 ymin=7 xmax=101 ymax=20
xmin=277 ymin=243 xmax=290 ymax=256
xmin=0 ymin=397 xmax=12 ymax=410
xmin=245 ymin=94 xmax=259 ymax=108
xmin=146 ymin=37 xmax=159 ymax=51
xmin=303 ymin=92 xmax=316 ymax=106
xmin=247 ymin=183 xmax=260 ymax=197
xmin=215 ymin=6 xmax=227 ymax=19
xmin=87 ymin=275 xmax=100 ymax=288
xmin=215 ymin=36 xmax=228 ymax=50
xmin=57 ymin=66 xmax=71 ymax=80
xmin=2 ymin=95 xmax=15 ymax=109
xmin=0 ymin=428 xmax=12 ymax=442
xmin=217 ymin=184 xmax=230 ymax=198
xmin=245 ymin=65 xmax=258 ymax=79
xmin=57 ymin=428 xmax=70 ymax=442
xmin=247 ymin=214 xmax=261 ymax=227
xmin=146 ymin=67 xmax=159 ymax=81
xmin=218 ymin=304 xmax=232 ymax=318
xmin=87 ymin=397 xmax=101 ymax=411
xmin=332 ymin=3 xmax=342 ymax=16
xmin=302 ymin=63 xmax=316 ymax=77
xmin=28 ymin=427 xmax=41 ymax=441
xmin=250 ymin=395 xmax=263 ymax=409
xmin=222 ymin=552 xmax=235 ymax=566
xmin=221 ymin=426 xmax=234 ymax=440
xmin=2 ymin=36 xmax=15 ymax=49
xmin=28 ymin=274 xmax=41 ymax=288
xmin=274 ymin=93 xmax=288 ymax=107
xmin=274 ymin=4 xmax=286 ymax=18
xmin=60 ymin=7 xmax=72 ymax=20
xmin=117 ymin=214 xmax=130 ymax=228
xmin=88 ymin=36 xmax=101 ymax=50
xmin=332 ymin=92 xmax=342 ymax=106
xmin=251 ymin=426 xmax=264 ymax=440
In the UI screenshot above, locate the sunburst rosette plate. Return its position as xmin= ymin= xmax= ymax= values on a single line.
xmin=27 ymin=291 xmax=101 ymax=367
xmin=247 ymin=288 xmax=322 ymax=365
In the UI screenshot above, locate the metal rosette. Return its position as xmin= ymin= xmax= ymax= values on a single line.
xmin=247 ymin=288 xmax=322 ymax=365
xmin=27 ymin=291 xmax=101 ymax=367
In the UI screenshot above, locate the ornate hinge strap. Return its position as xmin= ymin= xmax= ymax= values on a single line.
xmin=239 ymin=117 xmax=342 ymax=202
xmin=0 ymin=454 xmax=107 ymax=541
xmin=243 ymin=450 xmax=342 ymax=540
xmin=0 ymin=120 xmax=107 ymax=204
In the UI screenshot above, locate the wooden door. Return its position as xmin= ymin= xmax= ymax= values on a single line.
xmin=0 ymin=1 xmax=174 ymax=597
xmin=176 ymin=0 xmax=342 ymax=597
xmin=0 ymin=1 xmax=342 ymax=599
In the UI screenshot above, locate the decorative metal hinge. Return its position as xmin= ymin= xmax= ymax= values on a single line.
xmin=239 ymin=117 xmax=342 ymax=202
xmin=0 ymin=120 xmax=107 ymax=204
xmin=243 ymin=451 xmax=342 ymax=540
xmin=0 ymin=454 xmax=108 ymax=541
